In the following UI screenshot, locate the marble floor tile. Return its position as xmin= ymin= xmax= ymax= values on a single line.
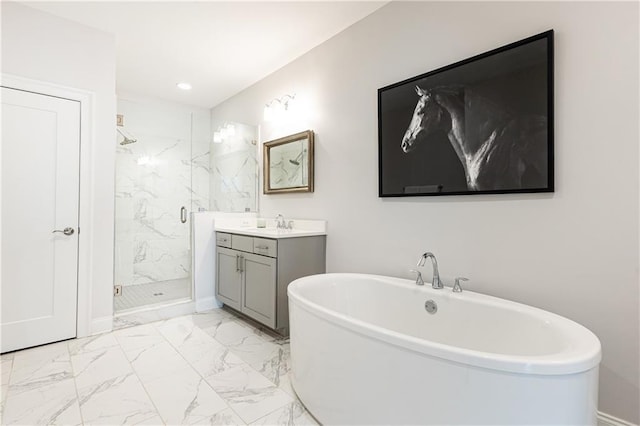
xmin=154 ymin=315 xmax=201 ymax=348
xmin=191 ymin=407 xmax=246 ymax=425
xmin=0 ymin=309 xmax=316 ymax=426
xmin=1 ymin=357 xmax=13 ymax=387
xmin=204 ymin=320 xmax=258 ymax=347
xmin=172 ymin=327 xmax=246 ymax=378
xmin=250 ymin=400 xmax=318 ymax=426
xmin=0 ymin=353 xmax=15 ymax=361
xmin=114 ymin=323 xmax=165 ymax=354
xmin=134 ymin=414 xmax=165 ymax=425
xmin=189 ymin=309 xmax=235 ymax=329
xmin=68 ymin=332 xmax=120 ymax=356
xmin=1 ymin=357 xmax=12 ymax=410
xmin=142 ymin=366 xmax=228 ymax=425
xmin=277 ymin=372 xmax=295 ymax=398
xmin=128 ymin=341 xmax=191 ymax=383
xmin=71 ymin=345 xmax=133 ymax=390
xmin=77 ymin=373 xmax=158 ymax=425
xmin=113 ymin=310 xmax=163 ymax=330
xmin=228 ymin=336 xmax=290 ymax=385
xmin=206 ymin=364 xmax=293 ymax=424
xmin=9 ymin=341 xmax=72 ymax=395
xmin=2 ymin=378 xmax=81 ymax=425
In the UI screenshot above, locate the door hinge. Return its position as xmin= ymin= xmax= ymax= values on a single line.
xmin=114 ymin=285 xmax=122 ymax=297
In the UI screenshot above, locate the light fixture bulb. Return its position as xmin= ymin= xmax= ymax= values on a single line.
xmin=176 ymin=82 xmax=192 ymax=91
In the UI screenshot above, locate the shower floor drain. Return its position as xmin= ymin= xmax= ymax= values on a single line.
xmin=153 ymin=292 xmax=164 ymax=296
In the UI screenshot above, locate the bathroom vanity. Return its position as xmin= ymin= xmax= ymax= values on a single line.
xmin=214 ymin=222 xmax=326 ymax=336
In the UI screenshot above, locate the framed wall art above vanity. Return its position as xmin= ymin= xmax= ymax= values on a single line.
xmin=263 ymin=130 xmax=314 ymax=194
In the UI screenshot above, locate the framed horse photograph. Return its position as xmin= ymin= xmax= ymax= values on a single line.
xmin=378 ymin=30 xmax=554 ymax=197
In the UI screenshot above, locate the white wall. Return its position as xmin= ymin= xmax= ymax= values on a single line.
xmin=1 ymin=2 xmax=116 ymax=332
xmin=211 ymin=2 xmax=639 ymax=423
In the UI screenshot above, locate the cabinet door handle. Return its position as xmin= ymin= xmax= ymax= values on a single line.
xmin=236 ymin=254 xmax=240 ymax=272
xmin=256 ymin=245 xmax=268 ymax=250
xmin=180 ymin=206 xmax=187 ymax=224
xmin=238 ymin=254 xmax=244 ymax=273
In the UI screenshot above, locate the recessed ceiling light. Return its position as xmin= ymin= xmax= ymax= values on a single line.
xmin=176 ymin=82 xmax=192 ymax=91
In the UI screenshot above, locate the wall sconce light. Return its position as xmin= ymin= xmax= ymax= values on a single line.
xmin=264 ymin=94 xmax=296 ymax=122
xmin=213 ymin=123 xmax=236 ymax=144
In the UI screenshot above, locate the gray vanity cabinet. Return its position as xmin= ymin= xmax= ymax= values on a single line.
xmin=215 ymin=246 xmax=243 ymax=311
xmin=242 ymin=252 xmax=277 ymax=327
xmin=215 ymin=231 xmax=326 ymax=336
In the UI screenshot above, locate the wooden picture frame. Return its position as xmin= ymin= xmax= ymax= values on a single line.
xmin=263 ymin=130 xmax=314 ymax=194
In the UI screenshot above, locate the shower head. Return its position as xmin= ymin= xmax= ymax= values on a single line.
xmin=120 ymin=137 xmax=137 ymax=145
xmin=117 ymin=128 xmax=137 ymax=145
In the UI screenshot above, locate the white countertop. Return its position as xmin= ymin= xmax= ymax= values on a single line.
xmin=215 ymin=226 xmax=326 ymax=239
xmin=214 ymin=217 xmax=327 ymax=239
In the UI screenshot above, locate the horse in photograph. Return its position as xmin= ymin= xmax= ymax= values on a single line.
xmin=401 ymin=85 xmax=547 ymax=191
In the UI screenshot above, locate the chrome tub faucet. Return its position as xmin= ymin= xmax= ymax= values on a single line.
xmin=417 ymin=252 xmax=443 ymax=289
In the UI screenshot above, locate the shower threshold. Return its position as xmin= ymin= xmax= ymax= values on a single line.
xmin=114 ymin=278 xmax=192 ymax=313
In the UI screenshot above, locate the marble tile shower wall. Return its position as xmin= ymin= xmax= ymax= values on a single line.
xmin=210 ymin=122 xmax=258 ymax=213
xmin=115 ymin=99 xmax=210 ymax=287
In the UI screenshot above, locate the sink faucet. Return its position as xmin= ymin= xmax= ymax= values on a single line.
xmin=417 ymin=252 xmax=443 ymax=289
xmin=275 ymin=214 xmax=287 ymax=229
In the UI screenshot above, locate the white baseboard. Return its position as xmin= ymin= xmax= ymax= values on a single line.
xmin=598 ymin=411 xmax=637 ymax=426
xmin=89 ymin=316 xmax=114 ymax=336
xmin=196 ymin=296 xmax=222 ymax=313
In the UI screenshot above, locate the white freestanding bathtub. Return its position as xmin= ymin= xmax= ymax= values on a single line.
xmin=288 ymin=273 xmax=601 ymax=425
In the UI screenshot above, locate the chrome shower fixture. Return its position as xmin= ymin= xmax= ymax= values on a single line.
xmin=117 ymin=128 xmax=137 ymax=145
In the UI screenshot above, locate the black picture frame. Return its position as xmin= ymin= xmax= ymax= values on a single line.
xmin=378 ymin=30 xmax=554 ymax=197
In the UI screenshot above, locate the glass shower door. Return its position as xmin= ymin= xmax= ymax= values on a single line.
xmin=114 ymin=99 xmax=203 ymax=313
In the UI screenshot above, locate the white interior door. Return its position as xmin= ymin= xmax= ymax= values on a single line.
xmin=1 ymin=87 xmax=80 ymax=353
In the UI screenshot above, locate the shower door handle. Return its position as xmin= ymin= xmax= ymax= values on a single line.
xmin=180 ymin=206 xmax=187 ymax=223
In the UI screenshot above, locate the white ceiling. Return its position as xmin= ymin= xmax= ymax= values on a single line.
xmin=23 ymin=1 xmax=387 ymax=108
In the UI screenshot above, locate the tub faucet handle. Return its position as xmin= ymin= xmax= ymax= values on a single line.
xmin=409 ymin=269 xmax=424 ymax=286
xmin=453 ymin=277 xmax=468 ymax=293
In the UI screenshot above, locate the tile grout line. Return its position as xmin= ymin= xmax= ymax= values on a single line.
xmin=210 ymin=320 xmax=296 ymax=424
xmin=149 ymin=315 xmax=248 ymax=424
xmin=1 ymin=356 xmax=14 ymax=423
xmin=112 ymin=325 xmax=167 ymax=425
xmin=67 ymin=340 xmax=86 ymax=426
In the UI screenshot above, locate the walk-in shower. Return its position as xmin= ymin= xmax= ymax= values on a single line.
xmin=113 ymin=98 xmax=210 ymax=313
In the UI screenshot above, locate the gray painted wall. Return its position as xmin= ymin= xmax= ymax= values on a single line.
xmin=213 ymin=2 xmax=639 ymax=422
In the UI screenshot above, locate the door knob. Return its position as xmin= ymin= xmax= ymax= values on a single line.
xmin=52 ymin=227 xmax=74 ymax=236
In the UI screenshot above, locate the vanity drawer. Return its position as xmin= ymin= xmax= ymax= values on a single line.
xmin=231 ymin=234 xmax=254 ymax=253
xmin=216 ymin=232 xmax=231 ymax=248
xmin=253 ymin=237 xmax=277 ymax=258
